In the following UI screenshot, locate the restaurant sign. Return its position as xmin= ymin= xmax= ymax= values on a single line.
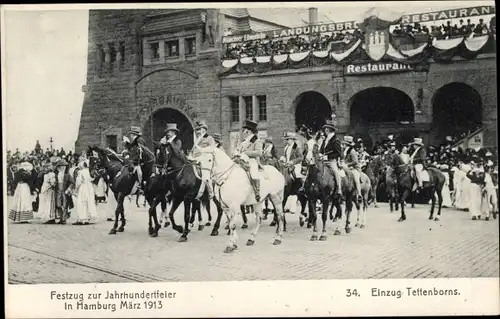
xmin=401 ymin=5 xmax=495 ymax=24
xmin=344 ymin=62 xmax=414 ymax=76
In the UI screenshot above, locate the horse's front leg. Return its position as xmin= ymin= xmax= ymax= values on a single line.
xmin=435 ymin=187 xmax=443 ymax=221
xmin=147 ymin=196 xmax=161 ymax=237
xmin=319 ymin=198 xmax=329 ymax=241
xmin=117 ymin=193 xmax=126 ymax=232
xmin=373 ymin=182 xmax=379 ymax=208
xmin=308 ymin=199 xmax=318 ymax=240
xmin=298 ymin=194 xmax=308 ymax=227
xmin=178 ymin=200 xmax=192 ymax=242
xmin=211 ymin=198 xmax=224 ymax=236
xmin=109 ymin=194 xmax=121 ymax=235
xmin=168 ymin=197 xmax=184 ymax=234
xmin=263 ymin=198 xmax=270 ymax=220
xmin=344 ymin=195 xmax=353 ymax=234
xmin=224 ymin=205 xmax=239 ymax=253
xmin=160 ymin=197 xmax=170 ymax=228
xmin=268 ymin=193 xmax=284 ymax=245
xmin=429 ymin=188 xmax=436 ymax=220
xmin=240 ymin=205 xmax=249 ymax=229
xmin=189 ymin=201 xmax=198 ymax=228
xmin=205 ymin=195 xmax=212 ymax=226
xmin=246 ymin=203 xmax=263 ymax=246
xmin=398 ymin=188 xmax=409 ymax=222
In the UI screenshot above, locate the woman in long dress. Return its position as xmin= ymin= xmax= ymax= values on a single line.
xmin=439 ymin=164 xmax=453 ymax=208
xmin=9 ymin=161 xmax=35 ymax=223
xmin=455 ymin=161 xmax=471 ymax=210
xmin=35 ymin=164 xmax=57 ymax=223
xmin=467 ymin=160 xmax=485 ymax=220
xmin=93 ymin=169 xmax=108 ymax=203
xmin=73 ymin=159 xmax=98 ymax=225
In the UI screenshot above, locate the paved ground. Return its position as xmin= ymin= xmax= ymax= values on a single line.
xmin=7 ymin=196 xmax=499 ymax=284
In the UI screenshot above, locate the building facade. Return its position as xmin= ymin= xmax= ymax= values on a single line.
xmin=76 ymin=8 xmax=497 ymax=155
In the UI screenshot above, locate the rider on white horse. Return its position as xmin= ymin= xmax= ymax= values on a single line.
xmin=190 ymin=120 xmax=216 ymax=200
xmin=341 ymin=135 xmax=362 ymax=200
xmin=232 ymin=119 xmax=263 ymax=201
xmin=409 ymin=137 xmax=427 ymax=190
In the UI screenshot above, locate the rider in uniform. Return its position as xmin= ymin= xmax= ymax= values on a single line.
xmin=408 ymin=137 xmax=427 ymax=190
xmin=128 ymin=126 xmax=147 ymax=190
xmin=190 ymin=120 xmax=216 ymax=200
xmin=280 ymin=132 xmax=304 ymax=183
xmin=318 ymin=120 xmax=343 ymax=196
xmin=233 ymin=119 xmax=263 ymax=201
xmin=341 ymin=135 xmax=362 ymax=200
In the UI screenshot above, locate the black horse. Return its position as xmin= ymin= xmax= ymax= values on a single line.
xmin=87 ymin=145 xmax=155 ymax=234
xmin=158 ymin=142 xmax=224 ymax=241
xmin=389 ymin=154 xmax=446 ymax=222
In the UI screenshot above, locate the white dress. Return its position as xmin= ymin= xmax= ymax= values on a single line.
xmin=441 ymin=172 xmax=452 ymax=208
xmin=35 ymin=172 xmax=56 ymax=221
xmin=93 ymin=176 xmax=107 ymax=201
xmin=9 ymin=164 xmax=35 ymax=222
xmin=455 ymin=165 xmax=471 ymax=210
xmin=74 ymin=167 xmax=98 ymax=223
xmin=467 ymin=169 xmax=483 ymax=218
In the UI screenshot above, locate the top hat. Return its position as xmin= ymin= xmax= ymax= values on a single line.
xmin=128 ymin=126 xmax=142 ymax=136
xmin=283 ymin=132 xmax=298 ymax=140
xmin=164 ymin=123 xmax=179 ymax=133
xmin=242 ymin=119 xmax=258 ymax=133
xmin=212 ymin=133 xmax=222 ymax=143
xmin=322 ymin=120 xmax=336 ymax=131
xmin=195 ymin=120 xmax=208 ymax=131
xmin=410 ymin=138 xmax=424 ymax=146
xmin=342 ymin=135 xmax=354 ymax=145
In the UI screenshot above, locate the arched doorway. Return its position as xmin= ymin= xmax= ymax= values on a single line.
xmin=431 ymin=82 xmax=482 ymax=143
xmin=143 ymin=107 xmax=194 ymax=153
xmin=349 ymin=87 xmax=415 ymax=150
xmin=293 ymin=91 xmax=332 ymax=133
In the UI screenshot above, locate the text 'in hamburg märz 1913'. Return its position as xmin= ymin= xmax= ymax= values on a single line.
xmin=50 ymin=289 xmax=177 ymax=312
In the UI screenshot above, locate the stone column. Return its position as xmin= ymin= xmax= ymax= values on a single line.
xmin=238 ymin=96 xmax=245 ymax=125
xmin=115 ymin=43 xmax=122 ymax=72
xmin=252 ymin=95 xmax=259 ymax=123
xmin=159 ymin=41 xmax=166 ymax=61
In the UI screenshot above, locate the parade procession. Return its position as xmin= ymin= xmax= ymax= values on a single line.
xmin=4 ymin=3 xmax=499 ymax=285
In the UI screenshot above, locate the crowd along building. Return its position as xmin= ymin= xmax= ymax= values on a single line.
xmin=76 ymin=6 xmax=497 ymax=155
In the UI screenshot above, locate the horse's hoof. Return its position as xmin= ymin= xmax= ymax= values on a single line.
xmin=299 ymin=219 xmax=304 ymax=227
xmin=355 ymin=223 xmax=360 ymax=227
xmin=148 ymin=228 xmax=153 ymax=235
xmin=269 ymin=221 xmax=276 ymax=227
xmin=117 ymin=227 xmax=124 ymax=232
xmin=262 ymin=215 xmax=268 ymax=220
xmin=398 ymin=217 xmax=406 ymax=222
xmin=173 ymin=226 xmax=183 ymax=234
xmin=198 ymin=225 xmax=204 ymax=231
xmin=190 ymin=223 xmax=194 ymax=228
xmin=109 ymin=229 xmax=117 ymax=235
xmin=334 ymin=230 xmax=341 ymax=236
xmin=360 ymin=224 xmax=365 ymax=229
xmin=241 ymin=223 xmax=248 ymax=229
xmin=224 ymin=246 xmax=235 ymax=253
xmin=434 ymin=217 xmax=440 ymax=221
xmin=310 ymin=235 xmax=318 ymax=241
xmin=205 ymin=222 xmax=211 ymax=226
xmin=374 ymin=204 xmax=379 ymax=208
xmin=246 ymin=239 xmax=255 ymax=246
xmin=178 ymin=236 xmax=187 ymax=243
xmin=307 ymin=223 xmax=312 ymax=229
xmin=273 ymin=239 xmax=282 ymax=245
xmin=164 ymin=222 xmax=170 ymax=228
xmin=106 ymin=218 xmax=113 ymax=222
xmin=225 ymin=225 xmax=229 ymax=230
xmin=428 ymin=216 xmax=433 ymax=220
xmin=150 ymin=232 xmax=158 ymax=238
xmin=345 ymin=227 xmax=352 ymax=234
xmin=211 ymin=230 xmax=219 ymax=236
xmin=319 ymin=235 xmax=327 ymax=241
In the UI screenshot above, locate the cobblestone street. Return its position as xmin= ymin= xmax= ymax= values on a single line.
xmin=7 ymin=196 xmax=499 ymax=284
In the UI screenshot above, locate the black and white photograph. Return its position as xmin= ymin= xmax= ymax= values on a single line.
xmin=2 ymin=1 xmax=499 ymax=317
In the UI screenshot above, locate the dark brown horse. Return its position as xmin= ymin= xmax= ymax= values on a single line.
xmin=388 ymin=154 xmax=446 ymax=222
xmin=363 ymin=154 xmax=384 ymax=208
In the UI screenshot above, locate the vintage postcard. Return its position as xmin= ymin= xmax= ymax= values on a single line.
xmin=2 ymin=1 xmax=499 ymax=317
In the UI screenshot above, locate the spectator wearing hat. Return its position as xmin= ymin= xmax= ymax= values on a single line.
xmin=233 ymin=119 xmax=263 ymax=201
xmin=439 ymin=164 xmax=453 ymax=208
xmin=318 ymin=120 xmax=342 ymax=196
xmin=54 ymin=159 xmax=74 ymax=225
xmin=297 ymin=124 xmax=317 ymax=165
xmin=467 ymin=160 xmax=487 ymax=220
xmin=408 ymin=137 xmax=427 ymax=190
xmin=36 ymin=163 xmax=57 ymax=224
xmin=341 ymin=135 xmax=362 ymax=199
xmin=191 ymin=120 xmax=216 ymax=200
xmin=8 ymin=160 xmax=35 ymax=223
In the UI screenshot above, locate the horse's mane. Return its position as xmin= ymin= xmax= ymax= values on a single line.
xmin=165 ymin=142 xmax=187 ymax=163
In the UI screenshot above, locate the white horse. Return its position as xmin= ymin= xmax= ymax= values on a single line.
xmin=195 ymin=147 xmax=286 ymax=253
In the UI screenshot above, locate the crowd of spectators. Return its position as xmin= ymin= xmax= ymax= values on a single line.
xmin=223 ymin=17 xmax=496 ymax=59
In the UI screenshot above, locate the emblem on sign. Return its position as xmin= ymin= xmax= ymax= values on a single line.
xmin=364 ymin=30 xmax=389 ymax=62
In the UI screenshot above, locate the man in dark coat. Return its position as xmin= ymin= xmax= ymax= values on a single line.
xmin=318 ymin=120 xmax=343 ymax=195
xmin=54 ymin=159 xmax=74 ymax=224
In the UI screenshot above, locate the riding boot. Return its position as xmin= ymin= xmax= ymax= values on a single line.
xmin=205 ymin=180 xmax=214 ymax=199
xmin=253 ymin=179 xmax=261 ymax=202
